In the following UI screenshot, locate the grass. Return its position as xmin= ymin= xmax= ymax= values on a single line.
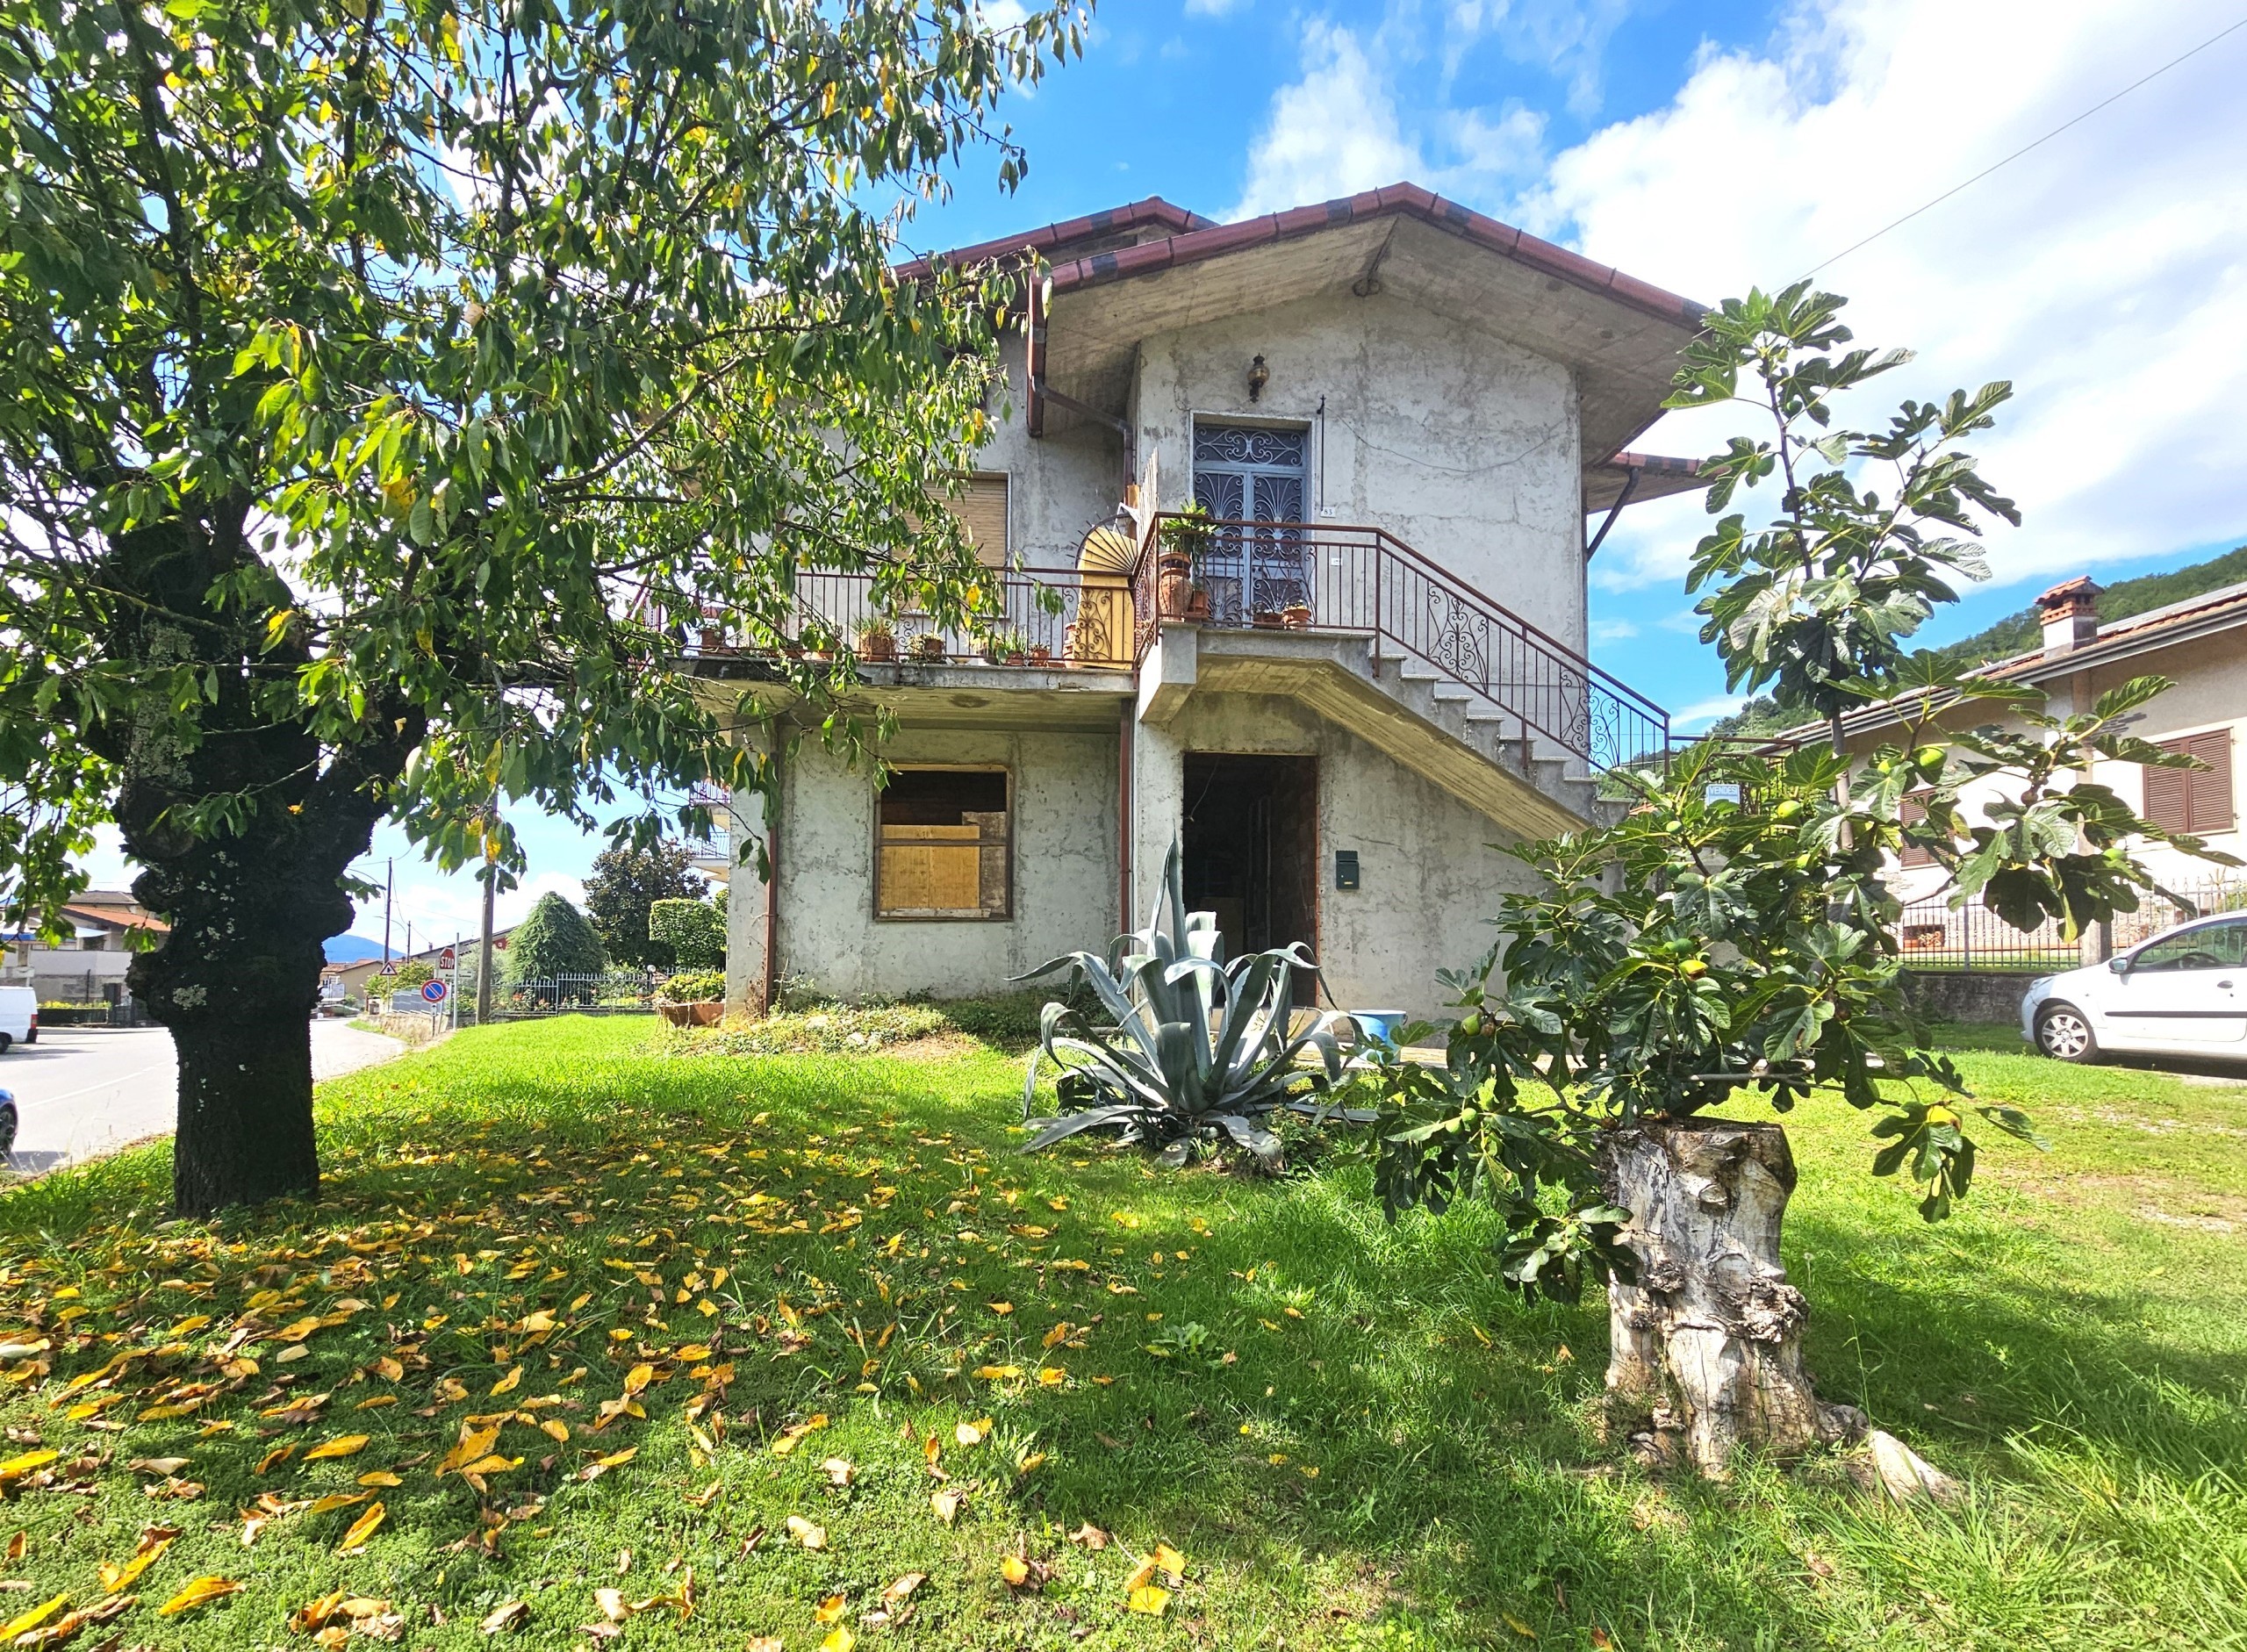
xmin=0 ymin=1016 xmax=2239 ymax=1649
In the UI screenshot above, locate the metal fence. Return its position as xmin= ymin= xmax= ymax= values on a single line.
xmin=1897 ymin=882 xmax=2247 ymax=971
xmin=493 ymin=971 xmax=666 ymax=1019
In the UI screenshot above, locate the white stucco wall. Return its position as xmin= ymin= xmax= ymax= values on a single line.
xmin=972 ymin=334 xmax=1128 ymax=571
xmin=1139 ymin=691 xmax=1538 ymax=1021
xmin=769 ymin=723 xmax=1122 ymax=1000
xmin=1131 ymin=290 xmax=1586 ymax=651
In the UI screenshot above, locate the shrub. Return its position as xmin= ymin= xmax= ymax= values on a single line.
xmin=658 ymin=968 xmax=726 ymax=1003
xmin=505 ymin=893 xmax=607 ymax=981
xmin=649 ymin=898 xmax=724 ymax=970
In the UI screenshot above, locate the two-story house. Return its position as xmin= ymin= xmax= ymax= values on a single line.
xmin=699 ymin=184 xmax=1705 ymax=1019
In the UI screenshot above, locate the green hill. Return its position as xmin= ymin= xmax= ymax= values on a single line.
xmin=1705 ymin=543 xmax=2247 ymax=738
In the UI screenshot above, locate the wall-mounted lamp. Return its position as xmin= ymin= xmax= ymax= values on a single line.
xmin=1246 ymin=355 xmax=1269 ymax=404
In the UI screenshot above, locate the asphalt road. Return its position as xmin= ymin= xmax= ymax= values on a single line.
xmin=0 ymin=1020 xmax=406 ymax=1174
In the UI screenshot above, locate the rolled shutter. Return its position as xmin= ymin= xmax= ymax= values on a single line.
xmin=950 ymin=475 xmax=1009 ymax=569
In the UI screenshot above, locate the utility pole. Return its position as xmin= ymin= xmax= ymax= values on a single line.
xmin=477 ymin=858 xmax=497 ymax=1027
xmin=382 ymin=858 xmax=394 ymax=962
xmin=405 ymin=919 xmax=413 ymax=961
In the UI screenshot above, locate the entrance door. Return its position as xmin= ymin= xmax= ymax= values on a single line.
xmin=1181 ymin=753 xmax=1318 ymax=980
xmin=1192 ymin=423 xmax=1310 ymax=626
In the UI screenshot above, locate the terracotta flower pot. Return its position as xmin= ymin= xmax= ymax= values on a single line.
xmin=1159 ymin=549 xmax=1195 ymax=620
xmin=857 ymin=632 xmax=896 ymax=662
xmin=1028 ymin=645 xmax=1052 ymax=665
xmin=913 ymin=635 xmax=946 ymax=660
xmin=1281 ymin=603 xmax=1313 ymax=630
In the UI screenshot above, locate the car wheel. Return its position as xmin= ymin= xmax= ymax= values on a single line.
xmin=2036 ymin=1003 xmax=2099 ymax=1063
xmin=0 ymin=1104 xmax=17 ymax=1155
xmin=0 ymin=1032 xmax=11 ymax=1055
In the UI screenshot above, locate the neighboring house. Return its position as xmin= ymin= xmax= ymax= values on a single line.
xmin=0 ymin=890 xmax=168 ymax=1004
xmin=699 ymin=183 xmax=1706 ymax=1018
xmin=1840 ymin=574 xmax=2247 ymax=955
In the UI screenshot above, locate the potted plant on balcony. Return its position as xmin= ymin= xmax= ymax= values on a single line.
xmin=854 ymin=616 xmax=896 ymax=663
xmin=1158 ymin=505 xmax=1215 ymax=621
xmin=912 ymin=631 xmax=947 ymax=661
xmin=1281 ymin=600 xmax=1313 ymax=629
xmin=1027 ymin=643 xmax=1052 ymax=665
xmin=657 ymin=968 xmax=726 ymax=1027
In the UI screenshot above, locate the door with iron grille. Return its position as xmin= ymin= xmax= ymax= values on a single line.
xmin=1191 ymin=423 xmax=1309 ymax=626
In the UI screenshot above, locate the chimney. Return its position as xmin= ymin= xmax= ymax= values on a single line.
xmin=2035 ymin=576 xmax=2103 ymax=657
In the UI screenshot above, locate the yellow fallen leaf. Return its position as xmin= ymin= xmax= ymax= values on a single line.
xmin=593 ymin=1447 xmax=636 ymax=1469
xmin=953 ymin=1419 xmax=987 ymax=1446
xmin=786 ymin=1515 xmax=827 ymax=1550
xmin=1000 ymin=1555 xmax=1030 ymax=1586
xmin=276 ymin=1316 xmax=321 ymax=1342
xmin=1151 ymin=1542 xmax=1188 ymax=1581
xmin=0 ymin=1449 xmax=58 ymax=1480
xmin=304 ymin=1434 xmax=370 ymax=1462
xmin=815 ymin=1593 xmax=847 ymax=1623
xmin=883 ymin=1573 xmax=925 ymax=1603
xmin=822 ymin=1457 xmax=855 ymax=1487
xmin=336 ymin=1502 xmax=386 ymax=1553
xmin=305 ymin=1492 xmax=370 ymax=1516
xmin=356 ymin=1470 xmax=403 ymax=1488
xmin=622 ymin=1362 xmax=655 ymax=1396
xmin=478 ymin=1598 xmax=528 ymax=1633
xmin=540 ymin=1419 xmax=571 ymax=1444
xmin=255 ymin=1446 xmax=293 ymax=1476
xmin=930 ymin=1489 xmax=961 ymax=1526
xmin=973 ymin=1365 xmax=1020 ymax=1381
xmin=288 ymin=1587 xmax=347 ymax=1632
xmin=1126 ymin=1584 xmax=1171 ymax=1616
xmin=593 ymin=1587 xmax=631 ymax=1623
xmin=491 ymin=1366 xmax=523 ymax=1396
xmin=0 ymin=1594 xmax=68 ymax=1639
xmin=675 ymin=1344 xmax=712 ymax=1361
xmin=97 ymin=1532 xmax=172 ymax=1594
xmin=157 ymin=1576 xmax=242 ymax=1615
xmin=1504 ymin=1610 xmax=1540 ymax=1638
xmin=987 ymin=1301 xmax=1014 ymax=1315
xmin=821 ymin=1630 xmax=854 ymax=1652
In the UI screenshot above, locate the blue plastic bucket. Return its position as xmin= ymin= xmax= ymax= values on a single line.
xmin=1351 ymin=1009 xmax=1409 ymax=1048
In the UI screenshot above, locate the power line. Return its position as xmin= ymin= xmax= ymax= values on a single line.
xmin=1803 ymin=11 xmax=2247 ymax=277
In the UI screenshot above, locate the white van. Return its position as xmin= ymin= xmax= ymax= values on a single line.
xmin=0 ymin=987 xmax=34 ymax=1054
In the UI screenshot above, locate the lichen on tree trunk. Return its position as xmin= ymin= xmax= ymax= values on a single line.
xmin=1600 ymin=1117 xmax=1863 ymax=1476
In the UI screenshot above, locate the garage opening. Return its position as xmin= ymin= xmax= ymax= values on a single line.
xmin=1181 ymin=752 xmax=1317 ymax=973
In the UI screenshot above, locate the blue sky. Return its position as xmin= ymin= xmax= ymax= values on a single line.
xmin=82 ymin=0 xmax=2247 ymax=945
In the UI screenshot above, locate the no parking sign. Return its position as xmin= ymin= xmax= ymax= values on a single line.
xmin=420 ymin=980 xmax=449 ymax=1005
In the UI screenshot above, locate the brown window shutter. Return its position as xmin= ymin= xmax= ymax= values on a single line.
xmin=949 ymin=474 xmax=1009 ymax=569
xmin=1899 ymin=794 xmax=1933 ymax=867
xmin=2187 ymin=729 xmax=2235 ymax=834
xmin=2145 ymin=746 xmax=2191 ymax=833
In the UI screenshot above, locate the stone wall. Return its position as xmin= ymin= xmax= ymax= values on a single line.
xmin=1901 ymin=969 xmax=2042 ymax=1031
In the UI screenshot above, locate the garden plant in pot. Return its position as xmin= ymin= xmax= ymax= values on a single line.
xmin=854 ymin=617 xmax=896 ymax=662
xmin=1368 ymin=284 xmax=2236 ymax=1489
xmin=1156 ymin=505 xmax=1215 ymax=621
xmin=657 ymin=968 xmax=727 ymax=1026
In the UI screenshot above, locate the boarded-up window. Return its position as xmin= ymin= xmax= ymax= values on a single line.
xmin=949 ymin=474 xmax=1009 ymax=569
xmin=2145 ymin=729 xmax=2236 ymax=836
xmin=875 ymin=768 xmax=1010 ymax=919
xmin=1899 ymin=794 xmax=1934 ymax=868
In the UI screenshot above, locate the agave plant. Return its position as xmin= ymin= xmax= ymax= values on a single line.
xmin=1015 ymin=844 xmax=1363 ymax=1169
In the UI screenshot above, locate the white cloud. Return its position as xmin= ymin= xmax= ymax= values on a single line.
xmin=1231 ymin=18 xmax=1553 ymax=219
xmin=1231 ymin=22 xmax=1425 ymax=219
xmin=1588 ymin=616 xmax=1639 ymax=643
xmin=1672 ymin=694 xmax=1748 ymax=731
xmin=1183 ymin=0 xmax=1246 ymax=16
xmin=1527 ymin=0 xmax=2247 ymax=598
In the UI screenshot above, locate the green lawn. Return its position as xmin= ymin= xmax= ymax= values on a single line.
xmin=0 ymin=1013 xmax=2241 ymax=1650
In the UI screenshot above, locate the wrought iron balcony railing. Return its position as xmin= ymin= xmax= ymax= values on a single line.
xmin=1131 ymin=514 xmax=1669 ymax=772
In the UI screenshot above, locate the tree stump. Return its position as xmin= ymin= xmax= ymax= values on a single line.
xmin=1601 ymin=1117 xmax=1858 ymax=1476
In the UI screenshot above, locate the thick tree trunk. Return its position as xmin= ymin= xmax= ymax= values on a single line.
xmin=85 ymin=509 xmax=414 ymax=1218
xmin=1600 ymin=1117 xmax=1857 ymax=1476
xmin=169 ymin=1014 xmax=320 ymax=1211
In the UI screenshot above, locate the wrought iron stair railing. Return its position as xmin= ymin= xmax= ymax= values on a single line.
xmin=1131 ymin=514 xmax=1669 ymax=772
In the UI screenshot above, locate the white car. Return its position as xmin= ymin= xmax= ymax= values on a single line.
xmin=2021 ymin=913 xmax=2247 ymax=1063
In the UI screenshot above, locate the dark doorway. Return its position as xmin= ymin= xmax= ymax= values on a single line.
xmin=1181 ymin=753 xmax=1318 ymax=972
